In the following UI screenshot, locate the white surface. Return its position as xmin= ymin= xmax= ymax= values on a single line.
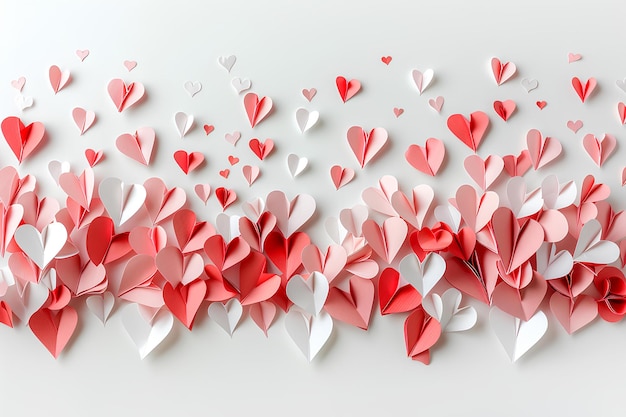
xmin=1 ymin=0 xmax=626 ymax=415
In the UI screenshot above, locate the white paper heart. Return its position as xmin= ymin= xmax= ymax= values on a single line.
xmin=174 ymin=111 xmax=194 ymax=138
xmin=541 ymin=175 xmax=576 ymax=210
xmin=231 ymin=77 xmax=251 ymax=94
xmin=39 ymin=268 xmax=57 ymax=291
xmin=399 ymin=252 xmax=446 ymax=297
xmin=183 ymin=81 xmax=202 ymax=97
xmin=324 ymin=217 xmax=348 ymax=245
xmin=422 ymin=288 xmax=477 ymax=332
xmin=490 ymin=307 xmax=548 ymax=362
xmin=208 ymin=299 xmax=243 ymax=336
xmin=295 ymin=108 xmax=319 ymax=133
xmin=265 ymin=191 xmax=316 ymax=237
xmin=573 ymin=219 xmax=620 ymax=264
xmin=616 ymin=78 xmax=626 ymax=94
xmin=285 ymin=309 xmax=333 ymax=362
xmin=218 ymin=55 xmax=236 ymax=72
xmin=287 ymin=153 xmax=308 ymax=178
xmin=286 ymin=272 xmax=329 ymax=316
xmin=48 ymin=160 xmax=70 ymax=186
xmin=241 ymin=198 xmax=265 ymax=222
xmin=14 ymin=93 xmax=34 ymax=111
xmin=99 ymin=177 xmax=147 ymax=227
xmin=535 ymin=242 xmax=573 ymax=280
xmin=121 ymin=304 xmax=173 ymax=359
xmin=434 ymin=204 xmax=462 ymax=233
xmin=506 ymin=177 xmax=543 ymax=218
xmin=411 ymin=69 xmax=434 ymax=95
xmin=521 ymin=78 xmax=538 ymax=93
xmin=86 ymin=292 xmax=115 ymax=324
xmin=2 ymin=281 xmax=49 ymax=323
xmin=14 ymin=222 xmax=67 ymax=270
xmin=215 ymin=213 xmax=241 ymax=242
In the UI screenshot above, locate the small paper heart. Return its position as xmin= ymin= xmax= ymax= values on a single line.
xmin=203 ymin=124 xmax=214 ymax=135
xmin=123 ymin=60 xmax=137 ymax=71
xmin=536 ymin=100 xmax=547 ymax=110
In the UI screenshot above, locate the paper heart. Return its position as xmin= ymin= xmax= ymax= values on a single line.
xmin=568 ymin=52 xmax=582 ymax=63
xmin=48 ymin=65 xmax=70 ymax=93
xmin=339 ymin=205 xmax=369 ymax=237
xmin=464 ymin=154 xmax=503 ymax=191
xmin=302 ymin=88 xmax=317 ymax=101
xmin=71 ymin=107 xmax=95 ymax=135
xmin=506 ymin=177 xmax=543 ymax=218
xmin=14 ymin=222 xmax=67 ymax=270
xmin=183 ymin=81 xmax=202 ymax=97
xmin=335 ymin=76 xmax=361 ymax=102
xmin=490 ymin=307 xmax=547 ymax=362
xmin=123 ymin=60 xmax=137 ymax=71
xmin=14 ymin=93 xmax=34 ymax=111
xmin=156 ymin=247 xmax=204 ymax=286
xmin=128 ymin=226 xmax=166 ymax=256
xmin=573 ymin=219 xmax=619 ymax=264
xmin=75 ymin=49 xmax=89 ymax=61
xmin=98 ymin=177 xmax=146 ymax=227
xmin=249 ymin=301 xmax=277 ymax=336
xmin=390 ymin=184 xmax=434 ymax=230
xmin=231 ymin=77 xmax=251 ymax=94
xmin=285 ymin=309 xmax=333 ymax=361
xmin=143 ymin=178 xmax=186 ymax=224
xmin=218 ymin=55 xmax=236 ymax=72
xmin=173 ymin=150 xmax=204 ymax=174
xmin=204 ymin=235 xmax=250 ymax=271
xmin=491 ymin=57 xmax=516 ymax=85
xmin=84 ymin=149 xmax=103 ymax=167
xmin=404 ymin=306 xmax=441 ymax=364
xmin=491 ymin=207 xmax=544 ymax=274
xmin=249 ymin=138 xmax=274 ymax=160
xmin=400 ymin=252 xmax=446 ymax=297
xmin=535 ymin=242 xmax=573 ymax=280
xmin=434 ymin=204 xmax=461 ymax=233
xmin=163 ymin=280 xmax=207 ymax=329
xmin=48 ymin=160 xmax=70 ymax=186
xmin=412 ymin=69 xmax=434 ymax=95
xmin=346 ymin=126 xmax=388 ymax=168
xmin=11 ymin=76 xmax=25 ymax=91
xmin=85 ymin=292 xmax=115 ymax=325
xmin=295 ymin=108 xmax=319 ymax=133
xmin=174 ymin=112 xmax=194 ymax=138
xmin=59 ymin=168 xmax=94 ymax=210
xmin=1 ymin=116 xmax=46 ymax=163
xmin=330 ymin=165 xmax=355 ymax=190
xmin=571 ymin=77 xmax=597 ymax=103
xmin=301 ymin=244 xmax=347 ymax=283
xmin=324 ymin=276 xmax=374 ymax=330
xmin=29 ymin=306 xmax=77 ymax=358
xmin=454 ymin=185 xmax=499 ymax=232
xmin=121 ymin=304 xmax=173 ymax=359
xmin=208 ymin=299 xmax=243 ymax=336
xmin=194 ymin=184 xmax=211 ymax=204
xmin=567 ymin=120 xmax=583 ymax=133
xmin=238 ymin=211 xmax=276 ymax=252
xmin=116 ymin=127 xmax=156 ymax=166
xmin=243 ymin=93 xmax=273 ymax=127
xmin=428 ymin=96 xmax=444 ymax=112
xmin=616 ymin=78 xmax=626 ymax=93
xmin=0 ymin=203 xmax=23 ymax=256
xmin=173 ymin=209 xmax=216 ymax=253
xmin=361 ymin=175 xmax=398 ymax=216
xmin=286 ymin=272 xmax=329 ymax=316
xmin=521 ymin=78 xmax=538 ymax=92
xmin=493 ymin=100 xmax=516 ymax=121
xmin=422 ymin=288 xmax=477 ymax=332
xmin=391 ymin=107 xmax=403 ymax=118
xmin=381 ymin=56 xmax=392 ymax=65
xmin=582 ymin=133 xmax=616 ymax=167
xmin=362 ymin=218 xmax=407 ymax=264
xmin=405 ymin=138 xmax=445 ymax=176
xmin=287 ymin=154 xmax=308 ymax=178
xmin=526 ymin=128 xmax=562 ymax=170
xmin=446 ymin=111 xmax=489 ymax=152
xmin=107 ymin=79 xmax=145 ymax=112
xmin=242 ymin=165 xmax=260 ymax=186
xmin=503 ymin=150 xmax=532 ymax=177
xmin=224 ymin=131 xmax=241 ymax=146
xmin=265 ymin=231 xmax=310 ymax=283
xmin=618 ymin=102 xmax=626 ymax=125
xmin=215 ymin=187 xmax=237 ymax=210
xmin=266 ymin=190 xmax=315 ymax=237
xmin=550 ymin=293 xmax=597 ymax=334
xmin=536 ymin=100 xmax=547 ymax=109
xmin=203 ymin=124 xmax=214 ymax=135
xmin=378 ymin=267 xmax=421 ymax=315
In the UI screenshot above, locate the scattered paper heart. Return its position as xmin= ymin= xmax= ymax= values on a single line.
xmin=521 ymin=78 xmax=538 ymax=93
xmin=412 ymin=69 xmax=434 ymax=95
xmin=287 ymin=154 xmax=308 ymax=178
xmin=218 ymin=55 xmax=236 ymax=72
xmin=330 ymin=165 xmax=355 ymax=190
xmin=231 ymin=77 xmax=251 ymax=94
xmin=336 ymin=76 xmax=361 ymax=102
xmin=184 ymin=81 xmax=202 ymax=97
xmin=71 ymin=107 xmax=96 ymax=135
xmin=295 ymin=108 xmax=319 ymax=133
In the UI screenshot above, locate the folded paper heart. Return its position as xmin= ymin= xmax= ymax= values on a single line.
xmin=286 ymin=272 xmax=329 ymax=316
xmin=121 ymin=304 xmax=173 ymax=359
xmin=1 ymin=116 xmax=46 ymax=164
xmin=526 ymin=128 xmax=561 ymax=170
xmin=285 ymin=310 xmax=333 ymax=362
xmin=107 ymin=79 xmax=145 ymax=112
xmin=491 ymin=57 xmax=516 ymax=85
xmin=98 ymin=177 xmax=146 ymax=227
xmin=412 ymin=69 xmax=434 ymax=95
xmin=571 ymin=77 xmax=597 ymax=103
xmin=14 ymin=222 xmax=67 ymax=270
xmin=582 ymin=133 xmax=616 ymax=167
xmin=295 ymin=108 xmax=319 ymax=133
xmin=330 ymin=165 xmax=354 ymax=190
xmin=400 ymin=252 xmax=446 ymax=297
xmin=208 ymin=299 xmax=243 ymax=336
xmin=116 ymin=127 xmax=156 ymax=166
xmin=335 ymin=76 xmax=361 ymax=102
xmin=49 ymin=65 xmax=70 ymax=94
xmin=174 ymin=112 xmax=194 ymax=138
xmin=346 ymin=126 xmax=388 ymax=168
xmin=493 ymin=100 xmax=516 ymax=121
xmin=287 ymin=154 xmax=308 ymax=178
xmin=173 ymin=150 xmax=204 ymax=174
xmin=447 ymin=111 xmax=489 ymax=152
xmin=249 ymin=138 xmax=274 ymax=160
xmin=243 ymin=93 xmax=272 ymax=128
xmin=71 ymin=107 xmax=95 ymax=135
xmin=405 ymin=138 xmax=445 ymax=176
xmin=490 ymin=307 xmax=547 ymax=362
xmin=242 ymin=165 xmax=260 ymax=186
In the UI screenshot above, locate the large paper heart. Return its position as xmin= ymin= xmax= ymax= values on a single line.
xmin=491 ymin=207 xmax=544 ymax=274
xmin=491 ymin=276 xmax=547 ymax=320
xmin=464 ymin=154 xmax=503 ymax=190
xmin=446 ymin=111 xmax=489 ymax=152
xmin=85 ymin=292 xmax=115 ymax=325
xmin=162 ymin=280 xmax=207 ymax=329
xmin=265 ymin=190 xmax=315 ymax=237
xmin=399 ymin=252 xmax=446 ymax=297
xmin=582 ymin=133 xmax=616 ymax=167
xmin=107 ymin=79 xmax=145 ymax=112
xmin=116 ymin=127 xmax=156 ymax=166
xmin=173 ymin=150 xmax=204 ymax=174
xmin=243 ymin=93 xmax=273 ymax=127
xmin=301 ymin=244 xmax=347 ymax=283
xmin=361 ymin=175 xmax=398 ymax=217
xmin=143 ymin=178 xmax=186 ymax=224
xmin=390 ymin=185 xmax=434 ymax=230
xmin=29 ymin=306 xmax=77 ymax=358
xmin=1 ymin=116 xmax=46 ymax=164
xmin=490 ymin=307 xmax=548 ymax=362
xmin=324 ymin=276 xmax=374 ymax=330
xmin=404 ymin=306 xmax=441 ymax=364
xmin=98 ymin=177 xmax=146 ymax=227
xmin=361 ymin=217 xmax=407 ymax=264
xmin=208 ymin=299 xmax=243 ymax=336
xmin=156 ymin=246 xmax=204 ymax=286
xmin=346 ymin=126 xmax=388 ymax=168
xmin=285 ymin=309 xmax=333 ymax=362
xmin=422 ymin=288 xmax=477 ymax=332
xmin=573 ymin=219 xmax=619 ymax=264
xmin=14 ymin=222 xmax=67 ymax=270
xmin=550 ymin=293 xmax=597 ymax=334
xmin=59 ymin=168 xmax=94 ymax=210
xmin=405 ymin=138 xmax=445 ymax=176
xmin=121 ymin=304 xmax=173 ymax=359
xmin=454 ymin=185 xmax=498 ymax=232
xmin=249 ymin=301 xmax=277 ymax=336
xmin=286 ymin=272 xmax=329 ymax=316
xmin=204 ymin=235 xmax=250 ymax=272
xmin=378 ymin=267 xmax=422 ymax=315
xmin=526 ymin=129 xmax=562 ymax=170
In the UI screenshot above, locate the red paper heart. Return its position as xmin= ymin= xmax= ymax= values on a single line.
xmin=493 ymin=100 xmax=516 ymax=121
xmin=446 ymin=111 xmax=489 ymax=152
xmin=215 ymin=187 xmax=237 ymax=210
xmin=173 ymin=150 xmax=204 ymax=174
xmin=249 ymin=138 xmax=274 ymax=160
xmin=336 ymin=76 xmax=361 ymax=102
xmin=203 ymin=124 xmax=214 ymax=135
xmin=571 ymin=77 xmax=597 ymax=103
xmin=404 ymin=306 xmax=441 ymax=364
xmin=1 ymin=117 xmax=46 ymax=164
xmin=163 ymin=279 xmax=207 ymax=329
xmin=84 ymin=149 xmax=103 ymax=167
xmin=378 ymin=267 xmax=422 ymax=315
xmin=29 ymin=306 xmax=78 ymax=358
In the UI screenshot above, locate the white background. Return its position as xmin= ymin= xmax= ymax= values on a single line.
xmin=1 ymin=0 xmax=626 ymax=415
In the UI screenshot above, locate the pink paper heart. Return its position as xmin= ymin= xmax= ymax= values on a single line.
xmin=75 ymin=49 xmax=89 ymax=61
xmin=116 ymin=127 xmax=156 ymax=166
xmin=49 ymin=65 xmax=70 ymax=94
xmin=173 ymin=150 xmax=204 ymax=174
xmin=491 ymin=276 xmax=547 ymax=320
xmin=492 ymin=207 xmax=544 ymax=275
xmin=72 ymin=107 xmax=95 ymax=135
xmin=361 ymin=175 xmax=398 ymax=216
xmin=526 ymin=128 xmax=562 ymax=170
xmin=59 ymin=169 xmax=94 ymax=210
xmin=618 ymin=102 xmax=626 ymax=125
xmin=571 ymin=77 xmax=597 ymax=103
xmin=336 ymin=76 xmax=361 ymax=102
xmin=143 ymin=177 xmax=186 ymax=224
xmin=493 ymin=100 xmax=516 ymax=121
xmin=242 ymin=165 xmax=260 ymax=186
xmin=330 ymin=165 xmax=355 ymax=190
xmin=129 ymin=226 xmax=167 ymax=256
xmin=107 ymin=79 xmax=145 ymax=112
xmin=566 ymin=120 xmax=583 ymax=133
xmin=1 ymin=116 xmax=46 ymax=164
xmin=302 ymin=88 xmax=317 ymax=102
xmin=428 ymin=96 xmax=444 ymax=113
xmin=390 ymin=185 xmax=434 ymax=230
xmin=550 ymin=293 xmax=597 ymax=334
xmin=346 ymin=126 xmax=388 ymax=168
xmin=194 ymin=184 xmax=211 ymax=204
xmin=491 ymin=57 xmax=516 ymax=85
xmin=405 ymin=138 xmax=445 ymax=176
xmin=243 ymin=93 xmax=273 ymax=127
xmin=582 ymin=133 xmax=616 ymax=167
xmin=447 ymin=111 xmax=489 ymax=152
xmin=84 ymin=149 xmax=103 ymax=167
xmin=454 ymin=184 xmax=499 ymax=232
xmin=463 ymin=154 xmax=503 ymax=190
xmin=362 ymin=217 xmax=407 ymax=264
xmin=123 ymin=60 xmax=137 ymax=71
xmin=503 ymin=150 xmax=532 ymax=177
xmin=11 ymin=77 xmax=25 ymax=92
xmin=156 ymin=246 xmax=204 ymax=286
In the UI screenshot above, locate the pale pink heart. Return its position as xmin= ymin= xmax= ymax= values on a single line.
xmin=49 ymin=65 xmax=70 ymax=93
xmin=492 ymin=207 xmax=544 ymax=274
xmin=265 ymin=190 xmax=316 ymax=237
xmin=75 ymin=49 xmax=89 ymax=61
xmin=390 ymin=185 xmax=434 ymax=230
xmin=225 ymin=131 xmax=241 ymax=146
xmin=301 ymin=244 xmax=347 ymax=283
xmin=454 ymin=184 xmax=499 ymax=232
xmin=550 ymin=293 xmax=597 ymax=334
xmin=568 ymin=53 xmax=582 ymax=63
xmin=526 ymin=128 xmax=562 ymax=170
xmin=243 ymin=93 xmax=273 ymax=128
xmin=491 ymin=57 xmax=516 ymax=85
xmin=156 ymin=246 xmax=204 ymax=286
xmin=428 ymin=96 xmax=444 ymax=113
xmin=242 ymin=165 xmax=260 ymax=186
xmin=58 ymin=169 xmax=94 ymax=210
xmin=361 ymin=217 xmax=408 ymax=264
xmin=346 ymin=126 xmax=388 ymax=168
xmin=115 ymin=127 xmax=155 ymax=166
xmin=107 ymin=79 xmax=145 ymax=112
xmin=302 ymin=88 xmax=317 ymax=102
xmin=622 ymin=167 xmax=626 ymax=186
xmin=128 ymin=226 xmax=167 ymax=256
xmin=405 ymin=138 xmax=445 ymax=176
xmin=464 ymin=154 xmax=504 ymax=190
xmin=143 ymin=178 xmax=186 ymax=224
xmin=194 ymin=184 xmax=211 ymax=204
xmin=11 ymin=77 xmax=25 ymax=92
xmin=339 ymin=205 xmax=369 ymax=237
xmin=72 ymin=107 xmax=95 ymax=135
xmin=566 ymin=120 xmax=583 ymax=133
xmin=393 ymin=107 xmax=404 ymax=118
xmin=330 ymin=165 xmax=355 ymax=190
xmin=582 ymin=133 xmax=616 ymax=167
xmin=123 ymin=60 xmax=137 ymax=71
xmin=361 ymin=175 xmax=398 ymax=216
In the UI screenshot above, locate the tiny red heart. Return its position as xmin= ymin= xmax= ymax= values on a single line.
xmin=219 ymin=169 xmax=230 ymax=178
xmin=393 ymin=107 xmax=404 ymax=118
xmin=228 ymin=155 xmax=239 ymax=165
xmin=203 ymin=124 xmax=214 ymax=135
xmin=536 ymin=100 xmax=547 ymax=110
xmin=381 ymin=56 xmax=392 ymax=65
